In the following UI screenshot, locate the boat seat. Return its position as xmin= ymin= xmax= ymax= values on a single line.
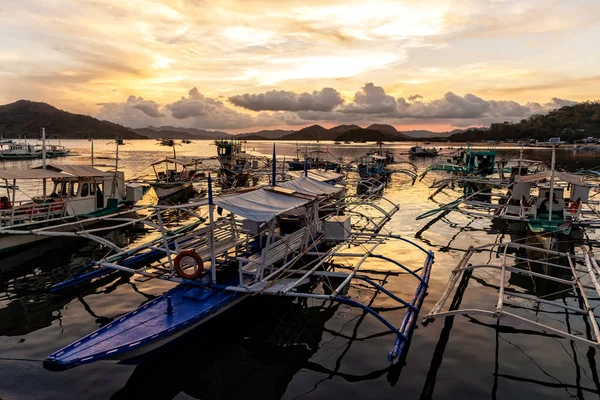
xmin=172 ymin=218 xmax=246 ymax=264
xmin=238 ymin=227 xmax=307 ymax=282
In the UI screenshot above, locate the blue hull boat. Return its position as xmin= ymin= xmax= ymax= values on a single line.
xmin=44 ymin=282 xmax=247 ymax=371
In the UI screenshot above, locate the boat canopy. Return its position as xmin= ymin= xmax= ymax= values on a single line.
xmin=370 ymin=155 xmax=388 ymax=160
xmin=43 ymin=165 xmax=114 ymax=178
xmin=215 ymin=188 xmax=312 ymax=222
xmin=0 ymin=169 xmax=68 ymax=180
xmin=150 ymin=158 xmax=189 ymax=167
xmin=277 ymin=176 xmax=342 ymax=196
xmin=517 ymin=171 xmax=592 ymax=186
xmin=0 ymin=165 xmax=112 ymax=180
xmin=288 ymin=170 xmax=343 ymax=182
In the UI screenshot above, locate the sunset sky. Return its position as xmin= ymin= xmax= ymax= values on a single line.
xmin=1 ymin=0 xmax=598 ymax=132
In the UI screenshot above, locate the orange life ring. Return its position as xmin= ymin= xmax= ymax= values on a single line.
xmin=173 ymin=250 xmax=204 ymax=280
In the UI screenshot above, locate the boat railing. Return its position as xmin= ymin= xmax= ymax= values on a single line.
xmin=0 ymin=199 xmax=65 ymax=226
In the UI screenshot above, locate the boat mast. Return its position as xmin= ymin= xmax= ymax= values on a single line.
xmin=271 ymin=143 xmax=276 ymax=186
xmin=42 ymin=127 xmax=47 ymax=201
xmin=208 ymin=173 xmax=217 ymax=283
xmin=91 ymin=140 xmax=94 ymax=167
xmin=518 ymin=144 xmax=523 ymax=178
xmin=548 ymin=145 xmax=556 ymax=221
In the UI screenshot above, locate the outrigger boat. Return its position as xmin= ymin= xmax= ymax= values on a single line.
xmin=44 ymin=163 xmax=434 ymax=371
xmin=148 ymin=157 xmax=199 ymax=202
xmin=424 ymin=241 xmax=600 ymax=351
xmin=418 ymin=147 xmax=600 ymax=234
xmin=409 ymin=146 xmax=438 ymax=158
xmin=286 ymin=149 xmax=340 ymax=172
xmin=0 ymin=164 xmax=129 ymax=253
xmin=420 ymin=145 xmax=497 ymax=180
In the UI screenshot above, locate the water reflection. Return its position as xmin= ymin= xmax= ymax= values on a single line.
xmin=111 ymin=295 xmax=404 ymax=400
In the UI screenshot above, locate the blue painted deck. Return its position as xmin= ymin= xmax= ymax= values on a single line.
xmin=44 ymin=282 xmax=245 ymax=371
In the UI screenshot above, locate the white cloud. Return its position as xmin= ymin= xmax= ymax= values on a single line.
xmin=228 ymin=88 xmax=344 ymax=112
xmin=339 ymin=83 xmax=397 ymax=114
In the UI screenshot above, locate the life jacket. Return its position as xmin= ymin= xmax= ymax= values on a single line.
xmin=570 ymin=198 xmax=581 ymax=213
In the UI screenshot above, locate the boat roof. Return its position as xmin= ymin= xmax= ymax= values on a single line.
xmin=278 ymin=176 xmax=343 ymax=196
xmin=0 ymin=165 xmax=113 ymax=180
xmin=517 ymin=171 xmax=592 ymax=186
xmin=215 ymin=187 xmax=312 ymax=222
xmin=370 ymin=155 xmax=388 ymax=160
xmin=44 ymin=165 xmax=114 ymax=178
xmin=150 ymin=157 xmax=188 ymax=166
xmin=288 ymin=170 xmax=343 ymax=182
xmin=0 ymin=169 xmax=68 ymax=180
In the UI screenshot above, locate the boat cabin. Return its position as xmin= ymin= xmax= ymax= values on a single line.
xmin=0 ymin=165 xmax=124 ymax=226
xmin=506 ymin=171 xmax=592 ymax=224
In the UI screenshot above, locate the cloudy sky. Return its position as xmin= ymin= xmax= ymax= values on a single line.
xmin=1 ymin=0 xmax=598 ymax=132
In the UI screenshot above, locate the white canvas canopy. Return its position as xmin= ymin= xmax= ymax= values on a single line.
xmin=0 ymin=169 xmax=68 ymax=180
xmin=44 ymin=165 xmax=114 ymax=178
xmin=370 ymin=155 xmax=388 ymax=160
xmin=277 ymin=176 xmax=342 ymax=196
xmin=517 ymin=171 xmax=591 ymax=187
xmin=288 ymin=170 xmax=343 ymax=182
xmin=215 ymin=188 xmax=312 ymax=222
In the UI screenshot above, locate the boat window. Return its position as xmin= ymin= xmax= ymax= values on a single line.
xmin=70 ymin=182 xmax=79 ymax=197
xmin=90 ymin=183 xmax=96 ymax=195
xmin=80 ymin=183 xmax=89 ymax=197
xmin=97 ymin=183 xmax=103 ymax=194
xmin=57 ymin=182 xmax=68 ymax=196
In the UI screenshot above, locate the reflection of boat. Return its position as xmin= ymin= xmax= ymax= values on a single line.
xmin=409 ymin=146 xmax=438 ymax=157
xmin=112 ymin=292 xmax=405 ymax=399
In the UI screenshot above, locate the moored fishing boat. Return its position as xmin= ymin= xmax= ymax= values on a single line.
xmin=148 ymin=157 xmax=199 ymax=202
xmin=0 ymin=164 xmax=130 ymax=254
xmin=44 ymin=165 xmax=434 ymax=371
xmin=409 ymin=145 xmax=438 ymax=157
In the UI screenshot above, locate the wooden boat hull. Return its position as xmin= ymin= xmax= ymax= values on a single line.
xmin=44 ymin=283 xmax=248 ymax=371
xmin=151 ymin=183 xmax=194 ymax=201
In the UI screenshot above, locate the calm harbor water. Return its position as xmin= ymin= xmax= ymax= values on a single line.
xmin=1 ymin=140 xmax=600 ymax=399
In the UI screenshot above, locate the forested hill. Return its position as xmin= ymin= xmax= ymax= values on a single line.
xmin=0 ymin=100 xmax=145 ymax=139
xmin=449 ymin=102 xmax=600 ymax=142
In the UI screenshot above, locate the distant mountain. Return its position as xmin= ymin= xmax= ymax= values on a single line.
xmin=400 ymin=130 xmax=458 ymax=139
xmin=329 ymin=124 xmax=362 ymax=133
xmin=366 ymin=124 xmax=398 ymax=135
xmin=237 ymin=129 xmax=293 ymax=139
xmin=239 ymin=134 xmax=268 ymax=140
xmin=134 ymin=128 xmax=199 ymax=140
xmin=280 ymin=125 xmax=337 ymax=141
xmin=141 ymin=126 xmax=229 ymax=139
xmin=0 ymin=100 xmax=145 ymax=139
xmin=335 ymin=129 xmax=390 ymax=142
xmin=335 ymin=128 xmax=413 ymax=142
